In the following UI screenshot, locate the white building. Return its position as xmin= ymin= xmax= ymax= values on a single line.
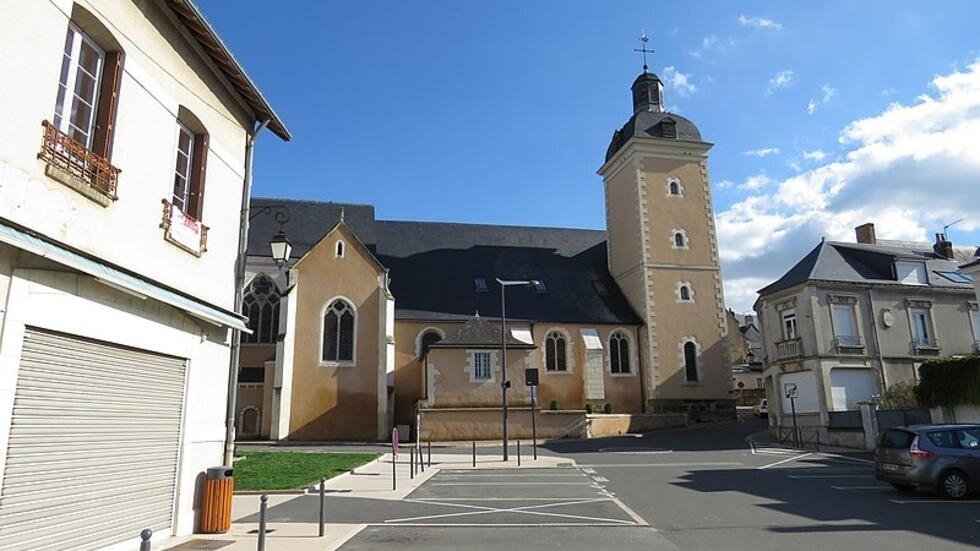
xmin=0 ymin=1 xmax=288 ymax=549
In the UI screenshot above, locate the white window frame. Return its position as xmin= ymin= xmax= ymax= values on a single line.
xmin=666 ymin=177 xmax=683 ymax=197
xmin=465 ymin=350 xmax=497 ymax=383
xmin=172 ymin=122 xmax=195 ymax=214
xmin=542 ymin=328 xmax=574 ymax=374
xmin=909 ymin=307 xmax=934 ymax=346
xmin=782 ymin=311 xmax=798 ymax=340
xmin=320 ymin=296 xmax=357 ymax=366
xmin=896 ymin=261 xmax=927 ymax=285
xmin=831 ymin=303 xmax=860 ymax=346
xmin=677 ymin=281 xmax=694 ymax=303
xmin=54 ymin=24 xmax=105 ymax=149
xmin=335 ymin=240 xmax=346 ymax=258
xmin=608 ymin=330 xmax=633 ymax=375
xmin=473 ymin=352 xmax=492 ymax=381
xmin=671 ymin=228 xmax=689 ymax=250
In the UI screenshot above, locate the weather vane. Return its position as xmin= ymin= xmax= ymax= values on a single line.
xmin=634 ymin=32 xmax=654 ymax=72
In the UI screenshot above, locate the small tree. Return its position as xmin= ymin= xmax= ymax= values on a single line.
xmin=877 ymin=380 xmax=920 ymax=409
xmin=584 ymin=403 xmax=594 ymax=414
xmin=603 ymin=402 xmax=613 ymax=414
xmin=549 ymin=399 xmax=559 ymax=411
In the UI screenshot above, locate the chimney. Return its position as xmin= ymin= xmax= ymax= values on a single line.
xmin=933 ymin=233 xmax=954 ymax=259
xmin=855 ymin=223 xmax=876 ymax=244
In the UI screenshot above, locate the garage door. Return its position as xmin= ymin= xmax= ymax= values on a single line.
xmin=0 ymin=328 xmax=187 ymax=551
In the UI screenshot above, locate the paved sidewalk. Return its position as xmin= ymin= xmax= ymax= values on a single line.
xmin=156 ymin=451 xmax=574 ymax=551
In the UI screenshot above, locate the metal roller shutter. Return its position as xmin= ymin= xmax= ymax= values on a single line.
xmin=0 ymin=328 xmax=187 ymax=551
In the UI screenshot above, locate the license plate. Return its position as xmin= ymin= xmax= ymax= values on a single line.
xmin=881 ymin=463 xmax=900 ymax=471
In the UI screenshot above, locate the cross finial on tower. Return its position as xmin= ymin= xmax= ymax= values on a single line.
xmin=633 ymin=32 xmax=654 ymax=72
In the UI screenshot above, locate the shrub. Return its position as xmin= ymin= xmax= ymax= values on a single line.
xmin=603 ymin=402 xmax=613 ymax=414
xmin=549 ymin=399 xmax=559 ymax=411
xmin=584 ymin=403 xmax=594 ymax=414
xmin=916 ymin=356 xmax=980 ymax=407
xmin=877 ymin=380 xmax=919 ymax=409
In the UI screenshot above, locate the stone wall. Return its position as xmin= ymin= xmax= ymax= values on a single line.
xmin=587 ymin=413 xmax=687 ymax=438
xmin=419 ymin=408 xmax=588 ymax=441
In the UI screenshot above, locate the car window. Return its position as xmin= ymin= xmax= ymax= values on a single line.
xmin=926 ymin=430 xmax=958 ymax=449
xmin=879 ymin=429 xmax=914 ymax=449
xmin=957 ymin=428 xmax=980 ymax=449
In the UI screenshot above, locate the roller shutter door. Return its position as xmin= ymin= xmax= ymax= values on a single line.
xmin=0 ymin=328 xmax=187 ymax=550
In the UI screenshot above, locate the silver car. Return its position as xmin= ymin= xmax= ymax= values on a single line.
xmin=874 ymin=424 xmax=980 ymax=499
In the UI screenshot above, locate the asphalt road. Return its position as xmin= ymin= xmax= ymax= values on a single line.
xmin=250 ymin=416 xmax=980 ymax=550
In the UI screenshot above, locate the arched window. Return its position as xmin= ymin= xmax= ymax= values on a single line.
xmin=545 ymin=331 xmax=567 ymax=372
xmin=419 ymin=330 xmax=443 ymax=358
xmin=679 ymin=285 xmax=692 ymax=301
xmin=684 ymin=341 xmax=699 ymax=382
xmin=322 ymin=299 xmax=355 ymax=362
xmin=674 ymin=232 xmax=686 ymax=248
xmin=669 ymin=181 xmax=680 ymax=196
xmin=336 ymin=240 xmax=345 ymax=257
xmin=242 ymin=275 xmax=280 ymax=344
xmin=610 ymin=331 xmax=630 ymax=374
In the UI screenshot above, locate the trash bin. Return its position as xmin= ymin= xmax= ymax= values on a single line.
xmin=200 ymin=466 xmax=234 ymax=533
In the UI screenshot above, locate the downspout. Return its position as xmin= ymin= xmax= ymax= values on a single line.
xmin=636 ymin=326 xmax=647 ymax=412
xmin=865 ymin=287 xmax=887 ymax=392
xmin=223 ymin=118 xmax=270 ymax=466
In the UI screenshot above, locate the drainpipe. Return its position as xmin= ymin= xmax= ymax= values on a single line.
xmin=865 ymin=287 xmax=887 ymax=392
xmin=223 ymin=118 xmax=270 ymax=466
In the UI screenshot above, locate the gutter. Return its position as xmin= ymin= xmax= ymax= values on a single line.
xmin=224 ymin=118 xmax=270 ymax=466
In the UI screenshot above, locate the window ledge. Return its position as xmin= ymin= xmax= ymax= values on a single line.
xmin=544 ymin=370 xmax=573 ymax=375
xmin=609 ymin=372 xmax=636 ymax=378
xmin=319 ymin=361 xmax=356 ymax=368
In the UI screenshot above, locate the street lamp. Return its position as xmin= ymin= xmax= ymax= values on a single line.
xmin=223 ymin=204 xmax=291 ymax=465
xmin=496 ymin=278 xmax=539 ymax=461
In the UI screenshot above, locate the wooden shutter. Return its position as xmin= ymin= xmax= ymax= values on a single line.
xmin=92 ymin=50 xmax=124 ymax=160
xmin=187 ymin=133 xmax=209 ymax=220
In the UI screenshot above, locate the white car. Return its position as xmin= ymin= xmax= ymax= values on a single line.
xmin=753 ymin=399 xmax=768 ymax=418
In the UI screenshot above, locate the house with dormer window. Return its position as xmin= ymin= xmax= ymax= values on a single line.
xmin=755 ymin=223 xmax=979 ymax=444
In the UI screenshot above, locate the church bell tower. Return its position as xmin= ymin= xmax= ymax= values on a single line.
xmin=598 ymin=56 xmax=731 ymax=416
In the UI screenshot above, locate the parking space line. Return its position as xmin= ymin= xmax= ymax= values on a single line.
xmin=758 ymin=453 xmax=811 ymax=470
xmin=787 ymin=474 xmax=871 ymax=479
xmin=389 ymin=498 xmax=638 ymax=525
xmin=891 ymin=499 xmax=980 ymax=504
xmin=430 ymin=482 xmax=593 ymax=486
xmin=437 ymin=474 xmax=584 ymax=478
xmin=830 ymin=485 xmax=889 ymax=490
xmin=411 ymin=497 xmax=609 ymax=502
xmin=578 ymin=462 xmax=742 ymax=468
xmin=368 ymin=522 xmax=647 ymax=527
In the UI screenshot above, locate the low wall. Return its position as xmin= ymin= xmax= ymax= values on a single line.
xmin=587 ymin=413 xmax=688 ymax=438
xmin=419 ymin=408 xmax=587 ymax=442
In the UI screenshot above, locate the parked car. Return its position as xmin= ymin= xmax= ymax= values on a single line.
xmin=874 ymin=424 xmax=980 ymax=499
xmin=753 ymin=399 xmax=768 ymax=418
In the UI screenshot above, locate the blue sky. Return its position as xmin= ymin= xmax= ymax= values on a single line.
xmin=200 ymin=1 xmax=980 ymax=313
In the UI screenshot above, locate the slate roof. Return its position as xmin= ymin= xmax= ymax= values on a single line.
xmin=758 ymin=239 xmax=979 ymax=297
xmin=247 ymin=198 xmax=642 ymax=326
xmin=605 ymin=111 xmax=703 ymax=162
xmin=431 ymin=316 xmax=535 ymax=349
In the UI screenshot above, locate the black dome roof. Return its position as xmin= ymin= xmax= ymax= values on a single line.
xmin=605 ymin=111 xmax=703 ymax=162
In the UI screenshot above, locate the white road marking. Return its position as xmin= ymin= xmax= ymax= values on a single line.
xmin=431 ymin=482 xmax=593 ymax=486
xmin=581 ymin=468 xmax=596 ymax=474
xmin=389 ymin=498 xmax=637 ymax=525
xmin=592 ymin=476 xmax=610 ymax=483
xmin=598 ymin=448 xmax=673 ymax=454
xmin=411 ymin=497 xmax=609 ymax=502
xmin=758 ymin=453 xmax=811 ymax=470
xmin=891 ymin=499 xmax=980 ymax=504
xmin=830 ymin=485 xmax=889 ymax=490
xmin=787 ymin=474 xmax=871 ymax=479
xmin=437 ymin=474 xmax=584 ymax=479
xmin=577 ymin=462 xmax=742 ymax=468
xmin=370 ymin=522 xmax=648 ymax=527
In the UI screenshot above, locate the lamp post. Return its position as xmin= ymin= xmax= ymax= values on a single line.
xmin=223 ymin=205 xmax=291 ymax=465
xmin=496 ymin=278 xmax=538 ymax=461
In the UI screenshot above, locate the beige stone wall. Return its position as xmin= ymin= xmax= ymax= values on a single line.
xmin=426 ymin=347 xmax=534 ymax=407
xmin=288 ymin=225 xmax=385 ymax=441
xmin=604 ymin=160 xmax=643 ymax=279
xmin=587 ymin=413 xmax=687 ymax=438
xmin=391 ymin=320 xmax=464 ymax=426
xmin=419 ymin=408 xmax=588 ymax=441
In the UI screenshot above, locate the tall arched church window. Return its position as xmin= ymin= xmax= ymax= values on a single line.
xmin=242 ymin=275 xmax=280 ymax=344
xmin=684 ymin=341 xmax=699 ymax=382
xmin=610 ymin=331 xmax=630 ymax=374
xmin=545 ymin=331 xmax=567 ymax=372
xmin=323 ymin=299 xmax=355 ymax=362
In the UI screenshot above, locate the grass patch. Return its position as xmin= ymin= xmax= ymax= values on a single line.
xmin=233 ymin=452 xmax=380 ymax=491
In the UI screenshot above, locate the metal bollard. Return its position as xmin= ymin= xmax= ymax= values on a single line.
xmin=428 ymin=441 xmax=432 ymax=467
xmin=410 ymin=447 xmax=415 ymax=480
xmin=419 ymin=444 xmax=424 ymax=473
xmin=139 ymin=529 xmax=152 ymax=551
xmin=517 ymin=440 xmax=521 ymax=466
xmin=318 ymin=477 xmax=326 ymax=537
xmin=392 ymin=453 xmax=397 ymax=491
xmin=258 ymin=494 xmax=268 ymax=551
xmin=472 ymin=441 xmax=476 ymax=467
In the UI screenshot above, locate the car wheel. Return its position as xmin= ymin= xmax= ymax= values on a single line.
xmin=939 ymin=470 xmax=969 ymax=500
xmin=890 ymin=483 xmax=915 ymax=493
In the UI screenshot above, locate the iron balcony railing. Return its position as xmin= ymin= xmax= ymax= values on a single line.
xmin=912 ymin=337 xmax=939 ymax=349
xmin=775 ymin=338 xmax=802 ymax=360
xmin=37 ymin=120 xmax=120 ymax=200
xmin=160 ymin=198 xmax=209 ymax=255
xmin=833 ymin=335 xmax=864 ymax=350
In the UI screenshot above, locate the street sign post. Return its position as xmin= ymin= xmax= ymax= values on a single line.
xmin=526 ymin=368 xmax=539 ymax=460
xmin=784 ymin=383 xmax=800 ymax=448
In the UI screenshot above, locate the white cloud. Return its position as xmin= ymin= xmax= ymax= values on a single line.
xmin=767 ymin=70 xmax=794 ymax=94
xmin=788 ymin=161 xmax=802 ymax=172
xmin=736 ymin=174 xmax=773 ymax=192
xmin=716 ymin=179 xmax=734 ymax=190
xmin=803 ymin=149 xmax=827 ymax=161
xmin=737 ymin=15 xmax=783 ymax=30
xmin=662 ymin=66 xmax=697 ymax=97
xmin=744 ymin=147 xmax=780 ymax=158
xmin=822 ymin=84 xmax=837 ymax=103
xmin=806 ymin=98 xmax=816 ymax=115
xmin=718 ymin=59 xmax=980 ymax=313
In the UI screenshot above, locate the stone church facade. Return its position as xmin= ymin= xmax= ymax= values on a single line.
xmin=237 ymin=70 xmax=732 ymax=441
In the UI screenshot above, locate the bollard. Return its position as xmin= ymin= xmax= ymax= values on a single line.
xmin=410 ymin=447 xmax=415 ymax=480
xmin=419 ymin=444 xmax=424 ymax=473
xmin=392 ymin=453 xmax=397 ymax=491
xmin=318 ymin=477 xmax=326 ymax=537
xmin=428 ymin=441 xmax=432 ymax=467
xmin=472 ymin=441 xmax=476 ymax=467
xmin=517 ymin=440 xmax=521 ymax=466
xmin=258 ymin=494 xmax=268 ymax=551
xmin=139 ymin=529 xmax=152 ymax=551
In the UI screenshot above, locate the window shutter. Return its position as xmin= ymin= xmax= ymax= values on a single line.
xmin=92 ymin=50 xmax=124 ymax=159
xmin=188 ymin=133 xmax=209 ymax=220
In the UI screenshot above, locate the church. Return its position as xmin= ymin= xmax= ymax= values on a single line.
xmin=236 ymin=68 xmax=733 ymax=441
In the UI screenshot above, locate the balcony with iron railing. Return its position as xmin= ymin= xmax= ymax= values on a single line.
xmin=37 ymin=120 xmax=120 ymax=203
xmin=911 ymin=337 xmax=940 ymax=355
xmin=775 ymin=338 xmax=802 ymax=360
xmin=160 ymin=199 xmax=209 ymax=256
xmin=833 ymin=334 xmax=865 ymax=353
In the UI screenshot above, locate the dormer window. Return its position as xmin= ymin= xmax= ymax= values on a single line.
xmin=474 ymin=277 xmax=488 ymax=292
xmin=661 ymin=118 xmax=677 ymax=139
xmin=896 ymin=261 xmax=927 ymax=285
xmin=533 ymin=280 xmax=548 ymax=293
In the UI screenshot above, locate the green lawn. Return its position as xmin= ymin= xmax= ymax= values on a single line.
xmin=233 ymin=451 xmax=380 ymax=491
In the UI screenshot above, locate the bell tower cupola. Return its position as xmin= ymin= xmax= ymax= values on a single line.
xmin=631 ymin=71 xmax=664 ymax=114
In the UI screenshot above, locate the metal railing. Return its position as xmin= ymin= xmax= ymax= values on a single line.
xmin=833 ymin=335 xmax=863 ymax=349
xmin=911 ymin=338 xmax=939 ymax=351
xmin=160 ymin=198 xmax=209 ymax=254
xmin=37 ymin=120 xmax=120 ymax=200
xmin=775 ymin=338 xmax=802 ymax=360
